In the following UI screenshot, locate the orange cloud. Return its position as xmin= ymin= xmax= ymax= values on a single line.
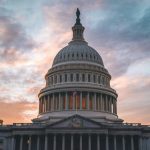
xmin=0 ymin=101 xmax=38 ymax=124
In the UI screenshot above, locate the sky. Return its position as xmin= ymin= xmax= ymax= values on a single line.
xmin=0 ymin=0 xmax=150 ymax=124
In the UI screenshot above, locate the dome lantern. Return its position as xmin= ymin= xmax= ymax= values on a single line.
xmin=72 ymin=8 xmax=85 ymax=41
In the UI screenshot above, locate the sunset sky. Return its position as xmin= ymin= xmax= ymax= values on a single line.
xmin=0 ymin=0 xmax=150 ymax=124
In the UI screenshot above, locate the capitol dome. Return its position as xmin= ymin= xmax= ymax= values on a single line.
xmin=52 ymin=41 xmax=104 ymax=67
xmin=35 ymin=9 xmax=121 ymax=124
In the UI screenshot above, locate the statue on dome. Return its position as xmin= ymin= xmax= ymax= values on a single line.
xmin=75 ymin=8 xmax=81 ymax=25
xmin=76 ymin=8 xmax=80 ymax=19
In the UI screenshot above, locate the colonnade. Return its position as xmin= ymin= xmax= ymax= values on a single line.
xmin=12 ymin=134 xmax=141 ymax=150
xmin=47 ymin=72 xmax=110 ymax=87
xmin=39 ymin=92 xmax=117 ymax=114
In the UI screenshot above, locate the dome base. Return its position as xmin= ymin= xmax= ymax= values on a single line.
xmin=32 ymin=111 xmax=123 ymax=124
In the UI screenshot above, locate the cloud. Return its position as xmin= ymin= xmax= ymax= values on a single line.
xmin=0 ymin=101 xmax=38 ymax=124
xmin=0 ymin=0 xmax=150 ymax=125
xmin=112 ymin=58 xmax=150 ymax=124
xmin=84 ymin=0 xmax=150 ymax=77
xmin=0 ymin=15 xmax=34 ymax=50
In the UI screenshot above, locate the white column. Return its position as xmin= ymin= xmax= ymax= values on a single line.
xmin=87 ymin=92 xmax=90 ymax=110
xmin=106 ymin=135 xmax=109 ymax=150
xmin=59 ymin=93 xmax=61 ymax=111
xmin=139 ymin=136 xmax=142 ymax=150
xmin=28 ymin=136 xmax=31 ymax=150
xmin=106 ymin=95 xmax=108 ymax=111
xmin=20 ymin=136 xmax=23 ymax=150
xmin=71 ymin=134 xmax=74 ymax=150
xmin=113 ymin=98 xmax=115 ymax=113
xmin=131 ymin=136 xmax=134 ymax=150
xmin=122 ymin=136 xmax=125 ymax=150
xmin=80 ymin=92 xmax=82 ymax=110
xmin=39 ymin=99 xmax=41 ymax=114
xmin=45 ymin=135 xmax=48 ymax=150
xmin=37 ymin=136 xmax=40 ymax=150
xmin=11 ymin=136 xmax=15 ymax=150
xmin=114 ymin=135 xmax=116 ymax=150
xmin=110 ymin=97 xmax=112 ymax=112
xmin=45 ymin=96 xmax=47 ymax=112
xmin=100 ymin=94 xmax=103 ymax=111
xmin=62 ymin=134 xmax=65 ymax=150
xmin=65 ymin=92 xmax=68 ymax=110
xmin=80 ymin=134 xmax=82 ymax=150
xmin=53 ymin=134 xmax=56 ymax=150
xmin=73 ymin=92 xmax=75 ymax=110
xmin=94 ymin=93 xmax=96 ymax=110
xmin=88 ymin=134 xmax=91 ymax=150
xmin=97 ymin=134 xmax=100 ymax=150
xmin=52 ymin=94 xmax=54 ymax=111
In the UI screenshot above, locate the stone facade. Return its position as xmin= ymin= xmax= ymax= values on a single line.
xmin=0 ymin=9 xmax=150 ymax=150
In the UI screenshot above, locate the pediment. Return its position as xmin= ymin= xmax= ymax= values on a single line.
xmin=47 ymin=115 xmax=102 ymax=128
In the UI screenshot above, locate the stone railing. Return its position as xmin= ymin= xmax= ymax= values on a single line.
xmin=40 ymin=82 xmax=116 ymax=94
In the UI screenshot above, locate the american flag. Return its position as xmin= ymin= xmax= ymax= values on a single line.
xmin=73 ymin=91 xmax=77 ymax=97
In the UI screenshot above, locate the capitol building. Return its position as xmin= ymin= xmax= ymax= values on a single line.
xmin=0 ymin=9 xmax=150 ymax=150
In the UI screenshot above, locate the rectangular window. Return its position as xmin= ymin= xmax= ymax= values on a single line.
xmin=88 ymin=74 xmax=91 ymax=82
xmin=82 ymin=74 xmax=85 ymax=82
xmin=69 ymin=94 xmax=73 ymax=109
xmin=65 ymin=74 xmax=67 ymax=82
xmin=75 ymin=93 xmax=80 ymax=109
xmin=70 ymin=74 xmax=73 ymax=82
xmin=51 ymin=76 xmax=53 ymax=84
xmin=82 ymin=93 xmax=86 ymax=109
xmin=89 ymin=94 xmax=93 ymax=110
xmin=98 ymin=76 xmax=100 ymax=84
xmin=55 ymin=76 xmax=57 ymax=84
xmin=93 ymin=75 xmax=96 ymax=83
xmin=63 ymin=94 xmax=66 ymax=109
xmin=60 ymin=75 xmax=62 ymax=83
xmin=76 ymin=74 xmax=79 ymax=82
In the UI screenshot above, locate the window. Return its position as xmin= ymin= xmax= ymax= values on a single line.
xmin=69 ymin=93 xmax=73 ymax=109
xmin=82 ymin=93 xmax=86 ymax=109
xmin=0 ymin=139 xmax=3 ymax=144
xmin=54 ymin=76 xmax=57 ymax=84
xmin=88 ymin=74 xmax=91 ymax=82
xmin=93 ymin=75 xmax=96 ymax=83
xmin=51 ymin=76 xmax=53 ymax=84
xmin=82 ymin=74 xmax=85 ymax=82
xmin=65 ymin=74 xmax=67 ymax=82
xmin=60 ymin=75 xmax=62 ymax=83
xmin=76 ymin=74 xmax=79 ymax=82
xmin=102 ymin=76 xmax=104 ymax=85
xmin=98 ymin=76 xmax=100 ymax=84
xmin=70 ymin=74 xmax=73 ymax=82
